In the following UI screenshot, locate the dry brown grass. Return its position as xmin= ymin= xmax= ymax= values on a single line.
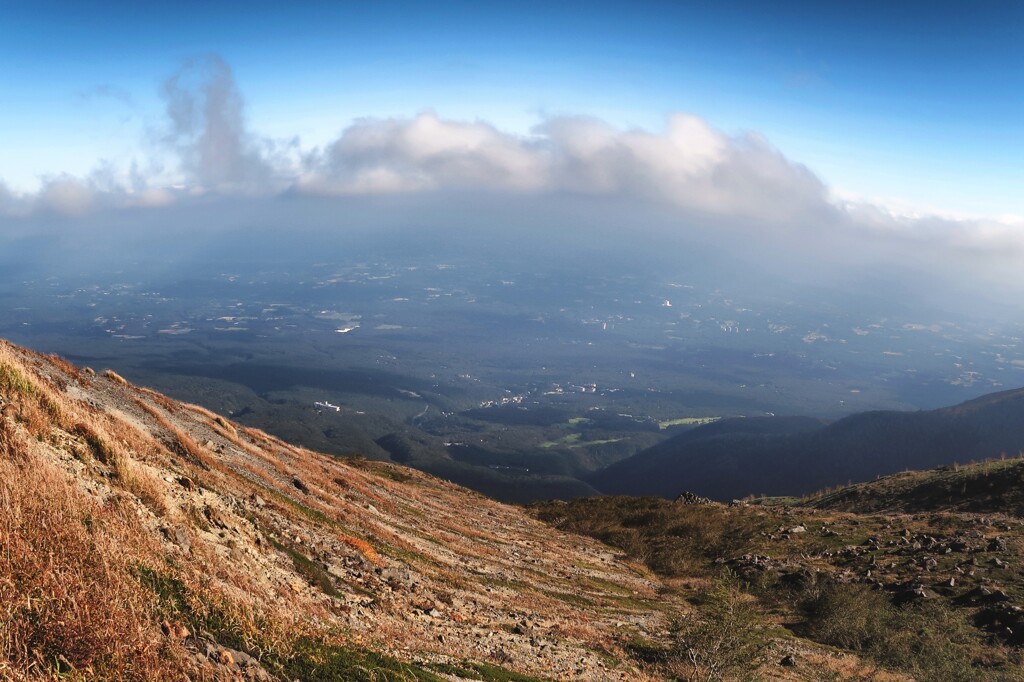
xmin=0 ymin=347 xmax=317 ymax=679
xmin=0 ymin=453 xmax=177 ymax=680
xmin=102 ymin=408 xmax=172 ymax=464
xmin=182 ymin=402 xmax=246 ymax=450
xmin=130 ymin=397 xmax=211 ymax=468
xmin=121 ymin=459 xmax=171 ymax=517
xmin=73 ymin=422 xmax=123 ymax=468
xmin=0 ymin=447 xmax=314 ymax=680
xmin=0 ymin=351 xmax=72 ymax=441
xmin=181 ymin=401 xmax=219 ymax=420
xmin=102 ymin=369 xmax=129 ymax=386
xmin=136 ymin=387 xmax=180 ymax=414
xmin=46 ymin=353 xmax=82 ymax=383
xmin=0 ymin=412 xmax=20 ymax=456
xmin=182 ymin=402 xmax=236 ymax=434
xmin=338 ymin=535 xmax=383 ymax=566
xmin=214 ymin=414 xmax=237 ymax=436
xmin=1 ymin=340 xmax=672 ymax=682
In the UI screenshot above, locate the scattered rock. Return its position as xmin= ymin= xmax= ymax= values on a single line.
xmin=204 ymin=505 xmax=230 ymax=529
xmin=959 ymin=586 xmax=1010 ymax=606
xmin=988 ymin=537 xmax=1008 ymax=552
xmin=779 ymin=568 xmax=817 ymax=589
xmin=161 ymin=620 xmax=190 ymax=640
xmin=894 ymin=585 xmax=939 ymax=604
xmin=161 ymin=525 xmax=191 ymax=553
xmin=975 ymin=604 xmax=1024 ymax=645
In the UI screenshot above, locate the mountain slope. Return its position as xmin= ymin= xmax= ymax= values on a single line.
xmin=801 ymin=456 xmax=1024 ymax=516
xmin=589 ymin=388 xmax=1024 ymax=501
xmin=0 ymin=340 xmax=670 ymax=681
xmin=534 ymin=492 xmax=1024 ymax=681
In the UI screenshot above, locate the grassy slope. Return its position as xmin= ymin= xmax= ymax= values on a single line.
xmin=802 ymin=457 xmax=1024 ymax=516
xmin=0 ymin=340 xmax=667 ymax=681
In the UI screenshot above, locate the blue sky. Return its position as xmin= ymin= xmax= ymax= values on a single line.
xmin=1 ymin=0 xmax=1021 ymax=216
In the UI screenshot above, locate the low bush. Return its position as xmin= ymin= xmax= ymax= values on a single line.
xmin=669 ymin=577 xmax=768 ymax=682
xmin=796 ymin=582 xmax=1021 ymax=681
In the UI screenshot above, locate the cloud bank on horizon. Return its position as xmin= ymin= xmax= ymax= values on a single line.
xmin=1 ymin=56 xmax=1021 ymax=265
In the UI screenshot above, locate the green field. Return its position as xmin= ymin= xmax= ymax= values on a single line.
xmin=540 ymin=433 xmax=625 ymax=449
xmin=658 ymin=417 xmax=720 ymax=429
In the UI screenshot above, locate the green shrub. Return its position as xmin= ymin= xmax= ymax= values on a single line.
xmin=671 ymin=577 xmax=768 ymax=682
xmin=798 ymin=583 xmax=1021 ymax=681
xmin=279 ymin=639 xmax=443 ymax=682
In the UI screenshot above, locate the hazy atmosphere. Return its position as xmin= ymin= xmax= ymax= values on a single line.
xmin=6 ymin=3 xmax=1024 ymax=681
xmin=3 ymin=0 xmax=1024 ymax=499
xmin=2 ymin=2 xmax=1021 ymax=294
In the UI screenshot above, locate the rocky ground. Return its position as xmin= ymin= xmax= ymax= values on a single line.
xmin=537 ymin=492 xmax=1024 ymax=680
xmin=727 ymin=506 xmax=1024 ymax=644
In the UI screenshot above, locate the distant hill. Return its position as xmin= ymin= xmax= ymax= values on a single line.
xmin=588 ymin=387 xmax=1024 ymax=501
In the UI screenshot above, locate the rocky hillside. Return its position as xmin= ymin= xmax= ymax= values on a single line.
xmin=0 ymin=339 xmax=673 ymax=681
xmin=536 ymin=493 xmax=1024 ymax=681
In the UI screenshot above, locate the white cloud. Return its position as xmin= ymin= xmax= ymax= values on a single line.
xmin=0 ymin=182 xmax=15 ymax=212
xmin=296 ymin=111 xmax=831 ymax=227
xmin=160 ymin=55 xmax=287 ymax=192
xmin=37 ymin=176 xmax=97 ymax=215
xmin=542 ymin=115 xmax=830 ymax=224
xmin=301 ymin=111 xmax=548 ymax=194
xmin=0 ymin=54 xmax=1020 ymax=276
xmin=4 ymin=167 xmax=182 ymax=218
